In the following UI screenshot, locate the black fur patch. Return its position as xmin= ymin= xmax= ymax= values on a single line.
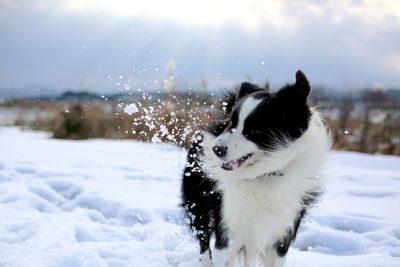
xmin=241 ymin=90 xmax=311 ymax=150
xmin=220 ymin=70 xmax=312 ymax=151
xmin=181 ymin=135 xmax=230 ymax=254
xmin=181 ymin=91 xmax=239 ymax=254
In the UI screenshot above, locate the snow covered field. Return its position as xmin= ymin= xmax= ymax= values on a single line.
xmin=0 ymin=127 xmax=399 ymax=267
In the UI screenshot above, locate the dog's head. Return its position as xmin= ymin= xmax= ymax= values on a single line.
xmin=210 ymin=70 xmax=312 ymax=175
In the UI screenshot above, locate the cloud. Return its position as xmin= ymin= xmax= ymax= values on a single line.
xmin=0 ymin=0 xmax=400 ymax=94
xmin=3 ymin=0 xmax=400 ymax=28
xmin=63 ymin=0 xmax=298 ymax=30
xmin=61 ymin=0 xmax=400 ymax=30
xmin=0 ymin=0 xmax=60 ymax=17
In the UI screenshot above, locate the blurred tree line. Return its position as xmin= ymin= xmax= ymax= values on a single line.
xmin=3 ymin=85 xmax=400 ymax=155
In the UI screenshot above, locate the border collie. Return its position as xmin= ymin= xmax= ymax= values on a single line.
xmin=181 ymin=70 xmax=331 ymax=267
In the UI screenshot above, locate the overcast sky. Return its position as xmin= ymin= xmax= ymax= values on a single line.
xmin=1 ymin=0 xmax=400 ymax=96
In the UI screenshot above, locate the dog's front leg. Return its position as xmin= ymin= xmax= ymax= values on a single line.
xmin=213 ymin=245 xmax=240 ymax=267
xmin=260 ymin=247 xmax=286 ymax=267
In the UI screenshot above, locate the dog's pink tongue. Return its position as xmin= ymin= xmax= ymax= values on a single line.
xmin=231 ymin=160 xmax=240 ymax=170
xmin=221 ymin=160 xmax=240 ymax=171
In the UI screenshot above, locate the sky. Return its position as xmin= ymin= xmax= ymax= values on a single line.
xmin=1 ymin=0 xmax=400 ymax=96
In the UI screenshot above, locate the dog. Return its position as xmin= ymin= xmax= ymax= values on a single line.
xmin=181 ymin=70 xmax=331 ymax=267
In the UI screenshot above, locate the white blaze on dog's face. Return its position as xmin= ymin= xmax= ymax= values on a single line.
xmin=210 ymin=70 xmax=312 ymax=174
xmin=213 ymin=97 xmax=263 ymax=171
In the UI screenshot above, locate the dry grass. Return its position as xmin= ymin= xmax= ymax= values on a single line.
xmin=8 ymin=96 xmax=217 ymax=148
xmin=2 ymin=95 xmax=400 ymax=155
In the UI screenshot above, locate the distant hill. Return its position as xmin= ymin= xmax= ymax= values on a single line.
xmin=0 ymin=86 xmax=59 ymax=99
xmin=57 ymin=91 xmax=101 ymax=100
xmin=2 ymin=86 xmax=400 ymax=104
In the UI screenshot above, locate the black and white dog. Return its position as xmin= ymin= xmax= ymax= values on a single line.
xmin=181 ymin=70 xmax=331 ymax=267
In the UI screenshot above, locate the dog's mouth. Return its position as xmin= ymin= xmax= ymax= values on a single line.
xmin=221 ymin=153 xmax=254 ymax=171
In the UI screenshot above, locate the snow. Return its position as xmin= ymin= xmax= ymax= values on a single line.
xmin=123 ymin=103 xmax=139 ymax=115
xmin=0 ymin=127 xmax=399 ymax=267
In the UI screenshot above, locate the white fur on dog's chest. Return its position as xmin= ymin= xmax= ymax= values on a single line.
xmin=219 ymin=173 xmax=303 ymax=253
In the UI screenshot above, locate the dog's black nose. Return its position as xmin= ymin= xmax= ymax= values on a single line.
xmin=212 ymin=145 xmax=227 ymax=158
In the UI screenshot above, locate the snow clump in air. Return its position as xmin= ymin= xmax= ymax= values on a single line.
xmin=124 ymin=103 xmax=139 ymax=115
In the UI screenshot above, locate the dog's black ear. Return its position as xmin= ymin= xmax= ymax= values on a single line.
xmin=279 ymin=70 xmax=310 ymax=102
xmin=294 ymin=70 xmax=310 ymax=99
xmin=237 ymin=82 xmax=262 ymax=99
